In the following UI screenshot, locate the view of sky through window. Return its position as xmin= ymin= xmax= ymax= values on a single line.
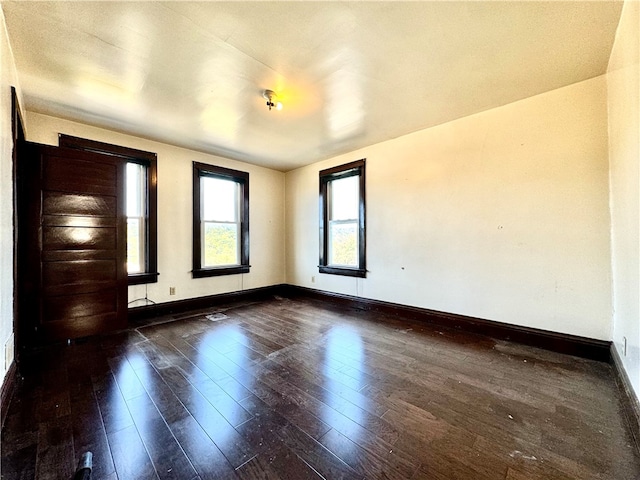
xmin=202 ymin=176 xmax=238 ymax=221
xmin=330 ymin=175 xmax=358 ymax=221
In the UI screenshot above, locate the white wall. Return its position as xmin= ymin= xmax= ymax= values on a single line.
xmin=26 ymin=112 xmax=286 ymax=306
xmin=286 ymin=76 xmax=612 ymax=340
xmin=0 ymin=7 xmax=22 ymax=386
xmin=608 ymin=0 xmax=640 ymax=398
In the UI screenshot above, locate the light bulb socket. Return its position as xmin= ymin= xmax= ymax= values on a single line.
xmin=263 ymin=89 xmax=281 ymax=111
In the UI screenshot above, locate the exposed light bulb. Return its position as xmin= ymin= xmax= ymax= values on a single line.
xmin=263 ymin=89 xmax=282 ymax=112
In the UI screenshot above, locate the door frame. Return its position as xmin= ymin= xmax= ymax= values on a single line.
xmin=11 ymin=87 xmax=25 ymax=367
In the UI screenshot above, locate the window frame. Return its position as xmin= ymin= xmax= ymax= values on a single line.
xmin=192 ymin=162 xmax=250 ymax=278
xmin=319 ymin=159 xmax=366 ymax=278
xmin=58 ymin=134 xmax=158 ymax=285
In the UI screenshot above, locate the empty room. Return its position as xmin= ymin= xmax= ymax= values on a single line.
xmin=0 ymin=1 xmax=639 ymax=479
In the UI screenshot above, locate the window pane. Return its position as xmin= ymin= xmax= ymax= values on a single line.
xmin=202 ymin=177 xmax=237 ymax=221
xmin=126 ymin=163 xmax=145 ymax=217
xmin=193 ymin=162 xmax=249 ymax=277
xmin=127 ymin=217 xmax=144 ymax=273
xmin=319 ymin=160 xmax=365 ymax=277
xmin=126 ymin=162 xmax=147 ymax=274
xmin=329 ymin=222 xmax=358 ymax=266
xmin=203 ymin=222 xmax=239 ymax=266
xmin=330 ymin=175 xmax=358 ymax=221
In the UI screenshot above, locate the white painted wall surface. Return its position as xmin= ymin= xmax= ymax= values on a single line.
xmin=286 ymin=76 xmax=612 ymax=340
xmin=26 ymin=112 xmax=286 ymax=306
xmin=608 ymin=0 xmax=640 ymax=398
xmin=0 ymin=8 xmax=22 ymax=385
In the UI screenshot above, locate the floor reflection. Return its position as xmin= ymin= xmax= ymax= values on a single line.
xmin=321 ymin=325 xmax=366 ymax=439
xmin=198 ymin=324 xmax=251 ymax=370
xmin=192 ymin=324 xmax=254 ymax=449
xmin=323 ymin=325 xmax=365 ymax=387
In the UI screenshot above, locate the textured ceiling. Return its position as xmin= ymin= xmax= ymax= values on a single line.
xmin=2 ymin=1 xmax=623 ymax=171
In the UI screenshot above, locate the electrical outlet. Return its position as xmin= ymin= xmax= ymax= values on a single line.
xmin=169 ymin=287 xmax=176 ymax=295
xmin=624 ymin=336 xmax=628 ymax=356
xmin=311 ymin=276 xmax=315 ymax=283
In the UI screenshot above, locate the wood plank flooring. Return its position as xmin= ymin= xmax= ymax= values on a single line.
xmin=2 ymin=295 xmax=639 ymax=479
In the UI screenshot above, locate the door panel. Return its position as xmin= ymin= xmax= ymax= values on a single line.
xmin=44 ymin=156 xmax=117 ymax=195
xmin=43 ymin=226 xmax=117 ymax=251
xmin=43 ymin=215 xmax=115 ymax=229
xmin=20 ymin=142 xmax=127 ymax=344
xmin=43 ymin=260 xmax=116 ymax=296
xmin=43 ymin=289 xmax=117 ymax=322
xmin=43 ymin=192 xmax=116 ymax=217
xmin=42 ymin=249 xmax=116 ymax=262
xmin=38 ymin=314 xmax=119 ymax=343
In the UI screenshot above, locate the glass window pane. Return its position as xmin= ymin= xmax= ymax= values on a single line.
xmin=126 ymin=162 xmax=147 ymax=274
xmin=329 ymin=222 xmax=358 ymax=266
xmin=126 ymin=163 xmax=145 ymax=217
xmin=203 ymin=222 xmax=239 ymax=266
xmin=127 ymin=217 xmax=143 ymax=273
xmin=202 ymin=177 xmax=237 ymax=222
xmin=330 ymin=175 xmax=358 ymax=221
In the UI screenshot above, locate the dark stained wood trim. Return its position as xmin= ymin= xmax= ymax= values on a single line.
xmin=59 ymin=134 xmax=156 ymax=162
xmin=281 ymin=285 xmax=611 ymax=362
xmin=1 ymin=361 xmax=17 ymax=429
xmin=129 ymin=283 xmax=611 ymax=363
xmin=319 ymin=159 xmax=365 ymax=178
xmin=319 ymin=159 xmax=366 ymax=277
xmin=612 ymin=344 xmax=640 ymax=453
xmin=192 ymin=265 xmax=251 ymax=278
xmin=11 ymin=87 xmax=25 ymax=370
xmin=128 ymin=284 xmax=284 ymax=321
xmin=192 ymin=162 xmax=250 ymax=278
xmin=318 ymin=265 xmax=366 ymax=278
xmin=192 ymin=162 xmax=202 ymax=274
xmin=11 ymin=87 xmax=25 ymax=368
xmin=128 ymin=272 xmax=160 ymax=285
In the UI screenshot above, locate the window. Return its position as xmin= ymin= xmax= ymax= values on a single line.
xmin=126 ymin=162 xmax=147 ymax=274
xmin=193 ymin=162 xmax=249 ymax=277
xmin=319 ymin=159 xmax=366 ymax=277
xmin=58 ymin=135 xmax=158 ymax=285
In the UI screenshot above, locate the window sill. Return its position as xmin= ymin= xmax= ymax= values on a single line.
xmin=193 ymin=265 xmax=250 ymax=278
xmin=319 ymin=266 xmax=366 ymax=278
xmin=128 ymin=272 xmax=159 ymax=285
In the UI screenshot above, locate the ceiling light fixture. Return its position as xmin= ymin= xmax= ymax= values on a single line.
xmin=263 ymin=89 xmax=282 ymax=111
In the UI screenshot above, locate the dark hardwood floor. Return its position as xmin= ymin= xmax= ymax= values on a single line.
xmin=2 ymin=295 xmax=639 ymax=480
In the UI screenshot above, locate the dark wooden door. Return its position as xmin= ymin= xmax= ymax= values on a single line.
xmin=20 ymin=142 xmax=127 ymax=344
